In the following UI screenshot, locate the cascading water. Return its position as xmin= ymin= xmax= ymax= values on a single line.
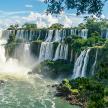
xmin=80 ymin=29 xmax=88 ymax=39
xmin=72 ymin=50 xmax=86 ymax=78
xmin=39 ymin=42 xmax=53 ymax=61
xmin=71 ymin=29 xmax=77 ymax=36
xmin=101 ymin=29 xmax=108 ymax=39
xmin=0 ymin=30 xmax=31 ymax=79
xmin=53 ymin=30 xmax=62 ymax=42
xmin=72 ymin=49 xmax=91 ymax=78
xmin=81 ymin=49 xmax=90 ymax=77
xmin=22 ymin=43 xmax=35 ymax=66
xmin=53 ymin=43 xmax=68 ymax=60
xmin=0 ymin=29 xmax=80 ymax=108
xmin=106 ymin=30 xmax=108 ymax=39
xmin=45 ymin=30 xmax=53 ymax=42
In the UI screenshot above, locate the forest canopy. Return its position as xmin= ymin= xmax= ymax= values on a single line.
xmin=44 ymin=0 xmax=107 ymax=16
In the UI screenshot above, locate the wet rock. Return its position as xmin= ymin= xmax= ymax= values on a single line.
xmin=0 ymin=80 xmax=5 ymax=84
xmin=28 ymin=71 xmax=33 ymax=75
xmin=52 ymin=84 xmax=58 ymax=88
xmin=47 ymin=85 xmax=50 ymax=87
xmin=55 ymin=91 xmax=63 ymax=97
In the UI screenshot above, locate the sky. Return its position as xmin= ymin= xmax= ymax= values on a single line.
xmin=0 ymin=0 xmax=108 ymax=29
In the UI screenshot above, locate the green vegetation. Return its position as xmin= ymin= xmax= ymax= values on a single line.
xmin=5 ymin=33 xmax=24 ymax=58
xmin=49 ymin=23 xmax=64 ymax=30
xmin=57 ymin=77 xmax=107 ymax=107
xmin=104 ymin=40 xmax=108 ymax=48
xmin=96 ymin=64 xmax=108 ymax=80
xmin=45 ymin=0 xmax=106 ymax=16
xmin=38 ymin=60 xmax=73 ymax=78
xmin=56 ymin=59 xmax=108 ymax=108
xmin=64 ymin=34 xmax=105 ymax=53
xmin=5 ymin=20 xmax=108 ymax=108
xmin=22 ymin=23 xmax=37 ymax=30
xmin=5 ymin=33 xmax=16 ymax=57
xmin=30 ymin=40 xmax=42 ymax=57
xmin=7 ymin=24 xmax=19 ymax=30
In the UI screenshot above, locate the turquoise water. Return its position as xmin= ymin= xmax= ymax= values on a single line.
xmin=0 ymin=75 xmax=80 ymax=108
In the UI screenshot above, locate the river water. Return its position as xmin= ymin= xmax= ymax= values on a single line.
xmin=0 ymin=74 xmax=80 ymax=108
xmin=0 ymin=31 xmax=80 ymax=108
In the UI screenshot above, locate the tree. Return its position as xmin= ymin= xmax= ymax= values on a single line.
xmin=49 ymin=23 xmax=64 ymax=29
xmin=7 ymin=33 xmax=16 ymax=44
xmin=45 ymin=0 xmax=107 ymax=16
xmin=5 ymin=33 xmax=16 ymax=58
xmin=104 ymin=40 xmax=108 ymax=48
xmin=78 ymin=23 xmax=86 ymax=29
xmin=84 ymin=17 xmax=108 ymax=37
xmin=22 ymin=23 xmax=37 ymax=30
xmin=8 ymin=24 xmax=19 ymax=30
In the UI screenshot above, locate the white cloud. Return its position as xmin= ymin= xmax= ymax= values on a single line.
xmin=0 ymin=11 xmax=83 ymax=29
xmin=25 ymin=4 xmax=33 ymax=8
xmin=22 ymin=12 xmax=83 ymax=28
xmin=38 ymin=0 xmax=44 ymax=2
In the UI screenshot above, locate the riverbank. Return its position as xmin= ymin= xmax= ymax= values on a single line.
xmin=55 ymin=77 xmax=108 ymax=108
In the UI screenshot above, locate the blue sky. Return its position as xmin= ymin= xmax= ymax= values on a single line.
xmin=0 ymin=0 xmax=108 ymax=29
xmin=0 ymin=0 xmax=46 ymax=12
xmin=0 ymin=0 xmax=107 ymax=15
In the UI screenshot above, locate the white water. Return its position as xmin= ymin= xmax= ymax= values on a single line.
xmin=80 ymin=49 xmax=90 ymax=77
xmin=53 ymin=30 xmax=62 ymax=42
xmin=45 ymin=30 xmax=53 ymax=42
xmin=39 ymin=42 xmax=54 ymax=61
xmin=54 ymin=43 xmax=68 ymax=60
xmin=80 ymin=29 xmax=88 ymax=39
xmin=72 ymin=49 xmax=90 ymax=78
xmin=0 ymin=30 xmax=31 ymax=80
xmin=71 ymin=29 xmax=77 ymax=36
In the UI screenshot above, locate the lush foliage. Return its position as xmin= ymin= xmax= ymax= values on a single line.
xmin=22 ymin=23 xmax=37 ymax=30
xmin=5 ymin=33 xmax=16 ymax=57
xmin=95 ymin=62 xmax=108 ymax=81
xmin=104 ymin=40 xmax=108 ymax=48
xmin=7 ymin=24 xmax=19 ymax=30
xmin=40 ymin=60 xmax=73 ymax=78
xmin=49 ymin=23 xmax=64 ymax=30
xmin=64 ymin=34 xmax=105 ymax=53
xmin=58 ymin=77 xmax=106 ymax=108
xmin=45 ymin=0 xmax=106 ymax=16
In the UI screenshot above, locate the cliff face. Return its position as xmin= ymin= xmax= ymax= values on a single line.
xmin=3 ymin=29 xmax=108 ymax=79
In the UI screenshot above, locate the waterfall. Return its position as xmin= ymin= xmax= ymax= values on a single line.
xmin=0 ymin=43 xmax=6 ymax=63
xmin=91 ymin=49 xmax=98 ymax=75
xmin=16 ymin=30 xmax=24 ymax=40
xmin=105 ymin=30 xmax=108 ymax=39
xmin=1 ymin=30 xmax=12 ymax=40
xmin=81 ymin=49 xmax=90 ymax=77
xmin=80 ymin=29 xmax=88 ymax=39
xmin=16 ymin=30 xmax=31 ymax=41
xmin=37 ymin=30 xmax=41 ymax=40
xmin=0 ymin=30 xmax=32 ymax=78
xmin=0 ymin=30 xmax=7 ymax=63
xmin=22 ymin=44 xmax=32 ymax=65
xmin=71 ymin=29 xmax=77 ymax=36
xmin=72 ymin=49 xmax=91 ymax=78
xmin=45 ymin=30 xmax=53 ymax=42
xmin=101 ymin=29 xmax=108 ymax=39
xmin=53 ymin=43 xmax=68 ymax=60
xmin=39 ymin=42 xmax=53 ymax=61
xmin=53 ymin=30 xmax=62 ymax=42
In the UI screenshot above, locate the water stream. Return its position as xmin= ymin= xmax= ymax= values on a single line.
xmin=0 ymin=30 xmax=80 ymax=108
